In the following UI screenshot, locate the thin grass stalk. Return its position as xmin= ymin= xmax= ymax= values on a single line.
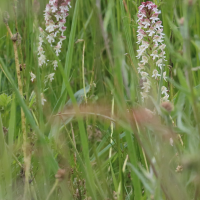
xmin=61 ymin=0 xmax=80 ymax=94
xmin=182 ymin=0 xmax=200 ymax=135
xmin=96 ymin=0 xmax=114 ymax=68
xmin=109 ymin=96 xmax=115 ymax=164
xmin=70 ymin=123 xmax=77 ymax=166
xmin=45 ymin=179 xmax=59 ymax=200
xmin=134 ymin=119 xmax=149 ymax=172
xmin=119 ymin=0 xmax=136 ymax=64
xmin=125 ymin=129 xmax=142 ymax=199
xmin=4 ymin=21 xmax=29 ymax=198
xmin=75 ymin=39 xmax=87 ymax=103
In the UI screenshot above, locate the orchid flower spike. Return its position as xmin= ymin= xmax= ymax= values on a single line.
xmin=136 ymin=1 xmax=169 ymax=102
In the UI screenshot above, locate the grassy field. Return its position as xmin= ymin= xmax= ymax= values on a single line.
xmin=0 ymin=0 xmax=200 ymax=199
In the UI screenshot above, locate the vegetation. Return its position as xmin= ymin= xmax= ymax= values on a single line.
xmin=0 ymin=0 xmax=200 ymax=199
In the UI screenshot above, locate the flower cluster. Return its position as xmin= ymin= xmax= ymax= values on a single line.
xmin=30 ymin=0 xmax=71 ymax=105
xmin=41 ymin=0 xmax=71 ymax=70
xmin=38 ymin=27 xmax=46 ymax=67
xmin=136 ymin=1 xmax=168 ymax=102
xmin=44 ymin=0 xmax=71 ymax=56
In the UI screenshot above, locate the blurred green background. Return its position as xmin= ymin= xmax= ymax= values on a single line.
xmin=0 ymin=0 xmax=200 ymax=199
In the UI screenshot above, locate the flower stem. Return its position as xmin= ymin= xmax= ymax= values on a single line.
xmin=4 ymin=22 xmax=29 ymax=199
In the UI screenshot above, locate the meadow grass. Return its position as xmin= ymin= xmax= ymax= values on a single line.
xmin=0 ymin=0 xmax=200 ymax=199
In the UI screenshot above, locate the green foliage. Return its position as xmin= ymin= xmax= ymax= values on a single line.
xmin=0 ymin=0 xmax=200 ymax=199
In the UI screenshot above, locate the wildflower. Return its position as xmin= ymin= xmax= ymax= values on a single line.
xmin=156 ymin=59 xmax=165 ymax=69
xmin=38 ymin=46 xmax=44 ymax=56
xmin=162 ymin=94 xmax=169 ymax=102
xmin=141 ymin=71 xmax=149 ymax=80
xmin=46 ymin=73 xmax=55 ymax=82
xmin=43 ymin=0 xmax=71 ymax=57
xmin=152 ymin=69 xmax=160 ymax=79
xmin=161 ymin=86 xmax=168 ymax=95
xmin=150 ymin=50 xmax=159 ymax=60
xmin=142 ymin=81 xmax=151 ymax=92
xmin=52 ymin=60 xmax=58 ymax=70
xmin=136 ymin=1 xmax=168 ymax=101
xmin=30 ymin=72 xmax=36 ymax=82
xmin=39 ymin=36 xmax=43 ymax=46
xmin=31 ymin=0 xmax=71 ymax=105
xmin=137 ymin=63 xmax=145 ymax=73
xmin=45 ymin=20 xmax=55 ymax=33
xmin=146 ymin=26 xmax=155 ymax=36
xmin=38 ymin=54 xmax=46 ymax=67
xmin=41 ymin=93 xmax=47 ymax=105
xmin=54 ymin=43 xmax=61 ymax=56
xmin=141 ymin=56 xmax=148 ymax=65
xmin=163 ymin=71 xmax=167 ymax=81
xmin=47 ymin=33 xmax=55 ymax=44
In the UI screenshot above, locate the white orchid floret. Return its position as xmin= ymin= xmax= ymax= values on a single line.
xmin=38 ymin=46 xmax=44 ymax=56
xmin=153 ymin=35 xmax=164 ymax=44
xmin=152 ymin=69 xmax=161 ymax=79
xmin=141 ymin=71 xmax=149 ymax=80
xmin=46 ymin=73 xmax=55 ymax=82
xmin=136 ymin=35 xmax=144 ymax=44
xmin=47 ymin=33 xmax=55 ymax=44
xmin=150 ymin=50 xmax=159 ymax=60
xmin=159 ymin=51 xmax=166 ymax=58
xmin=137 ymin=63 xmax=145 ymax=73
xmin=161 ymin=86 xmax=168 ymax=95
xmin=150 ymin=13 xmax=159 ymax=23
xmin=45 ymin=20 xmax=55 ymax=33
xmin=159 ymin=44 xmax=166 ymax=51
xmin=45 ymin=4 xmax=52 ymax=12
xmin=60 ymin=26 xmax=67 ymax=35
xmin=163 ymin=71 xmax=167 ymax=81
xmin=154 ymin=21 xmax=163 ymax=29
xmin=156 ymin=59 xmax=165 ymax=69
xmin=58 ymin=19 xmax=66 ymax=28
xmin=137 ymin=45 xmax=147 ymax=58
xmin=39 ymin=36 xmax=43 ymax=46
xmin=59 ymin=35 xmax=66 ymax=45
xmin=38 ymin=54 xmax=46 ymax=67
xmin=142 ymin=81 xmax=151 ymax=92
xmin=137 ymin=10 xmax=147 ymax=21
xmin=30 ymin=72 xmax=36 ymax=82
xmin=156 ymin=29 xmax=165 ymax=36
xmin=54 ymin=43 xmax=61 ymax=56
xmin=141 ymin=56 xmax=148 ymax=65
xmin=41 ymin=93 xmax=47 ymax=105
xmin=146 ymin=26 xmax=155 ymax=36
xmin=138 ymin=21 xmax=145 ymax=29
xmin=49 ymin=0 xmax=55 ymax=6
xmin=162 ymin=94 xmax=169 ymax=102
xmin=55 ymin=12 xmax=62 ymax=21
xmin=138 ymin=4 xmax=145 ymax=11
xmin=142 ymin=18 xmax=151 ymax=28
xmin=52 ymin=60 xmax=58 ymax=70
xmin=137 ymin=29 xmax=147 ymax=36
xmin=44 ymin=12 xmax=51 ymax=21
xmin=52 ymin=2 xmax=58 ymax=12
xmin=141 ymin=40 xmax=149 ymax=48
